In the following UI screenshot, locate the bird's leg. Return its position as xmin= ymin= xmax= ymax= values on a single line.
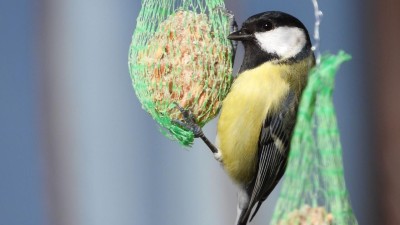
xmin=172 ymin=103 xmax=221 ymax=160
xmin=213 ymin=7 xmax=238 ymax=64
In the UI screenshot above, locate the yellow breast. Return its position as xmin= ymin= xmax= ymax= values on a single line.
xmin=217 ymin=62 xmax=290 ymax=184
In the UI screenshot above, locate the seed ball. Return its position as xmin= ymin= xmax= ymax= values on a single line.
xmin=278 ymin=205 xmax=334 ymax=225
xmin=137 ymin=10 xmax=232 ymax=125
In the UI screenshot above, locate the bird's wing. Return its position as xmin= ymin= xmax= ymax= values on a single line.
xmin=239 ymin=92 xmax=297 ymax=224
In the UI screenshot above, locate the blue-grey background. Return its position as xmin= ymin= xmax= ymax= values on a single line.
xmin=0 ymin=0 xmax=379 ymax=225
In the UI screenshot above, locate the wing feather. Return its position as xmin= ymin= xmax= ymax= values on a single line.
xmin=238 ymin=92 xmax=297 ymax=224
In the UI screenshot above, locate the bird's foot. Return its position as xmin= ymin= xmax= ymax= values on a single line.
xmin=213 ymin=7 xmax=238 ymax=62
xmin=172 ymin=103 xmax=204 ymax=138
xmin=229 ymin=18 xmax=239 ymax=63
xmin=213 ymin=7 xmax=235 ymax=26
xmin=172 ymin=103 xmax=220 ymax=155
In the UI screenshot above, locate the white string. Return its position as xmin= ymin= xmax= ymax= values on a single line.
xmin=311 ymin=0 xmax=323 ymax=64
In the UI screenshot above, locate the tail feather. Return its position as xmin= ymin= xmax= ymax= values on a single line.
xmin=249 ymin=201 xmax=263 ymax=222
xmin=236 ymin=208 xmax=251 ymax=225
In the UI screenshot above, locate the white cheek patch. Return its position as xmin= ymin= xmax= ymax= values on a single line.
xmin=254 ymin=27 xmax=306 ymax=59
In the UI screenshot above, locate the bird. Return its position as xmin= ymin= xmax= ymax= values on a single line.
xmin=175 ymin=11 xmax=315 ymax=225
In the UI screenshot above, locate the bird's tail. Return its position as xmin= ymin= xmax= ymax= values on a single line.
xmin=236 ymin=208 xmax=250 ymax=225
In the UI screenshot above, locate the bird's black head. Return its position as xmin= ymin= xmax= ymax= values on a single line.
xmin=229 ymin=11 xmax=313 ymax=71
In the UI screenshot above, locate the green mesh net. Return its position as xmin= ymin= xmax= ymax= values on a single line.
xmin=129 ymin=0 xmax=233 ymax=146
xmin=271 ymin=51 xmax=357 ymax=225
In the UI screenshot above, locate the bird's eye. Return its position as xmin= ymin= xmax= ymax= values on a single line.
xmin=263 ymin=22 xmax=273 ymax=31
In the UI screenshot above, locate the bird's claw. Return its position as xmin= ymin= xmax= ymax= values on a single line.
xmin=172 ymin=103 xmax=204 ymax=138
xmin=212 ymin=7 xmax=238 ymax=64
xmin=213 ymin=6 xmax=234 ymax=19
xmin=212 ymin=7 xmax=238 ymax=34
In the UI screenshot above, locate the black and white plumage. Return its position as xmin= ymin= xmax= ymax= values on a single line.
xmin=174 ymin=11 xmax=315 ymax=225
xmin=237 ymin=92 xmax=299 ymax=225
xmin=222 ymin=11 xmax=315 ymax=225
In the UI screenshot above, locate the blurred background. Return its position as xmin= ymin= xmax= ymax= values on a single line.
xmin=1 ymin=0 xmax=399 ymax=225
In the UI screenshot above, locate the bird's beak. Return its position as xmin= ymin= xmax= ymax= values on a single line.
xmin=227 ymin=29 xmax=253 ymax=41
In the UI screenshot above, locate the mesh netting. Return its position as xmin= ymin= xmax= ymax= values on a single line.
xmin=129 ymin=0 xmax=233 ymax=146
xmin=271 ymin=51 xmax=358 ymax=225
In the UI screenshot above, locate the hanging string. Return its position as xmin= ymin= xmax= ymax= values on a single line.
xmin=311 ymin=0 xmax=323 ymax=65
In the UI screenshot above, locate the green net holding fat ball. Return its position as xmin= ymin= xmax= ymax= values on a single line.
xmin=271 ymin=51 xmax=358 ymax=225
xmin=129 ymin=1 xmax=233 ymax=146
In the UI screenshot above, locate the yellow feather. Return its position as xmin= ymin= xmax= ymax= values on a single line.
xmin=216 ymin=58 xmax=311 ymax=184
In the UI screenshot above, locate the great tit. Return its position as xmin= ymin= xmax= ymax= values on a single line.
xmin=176 ymin=11 xmax=315 ymax=225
